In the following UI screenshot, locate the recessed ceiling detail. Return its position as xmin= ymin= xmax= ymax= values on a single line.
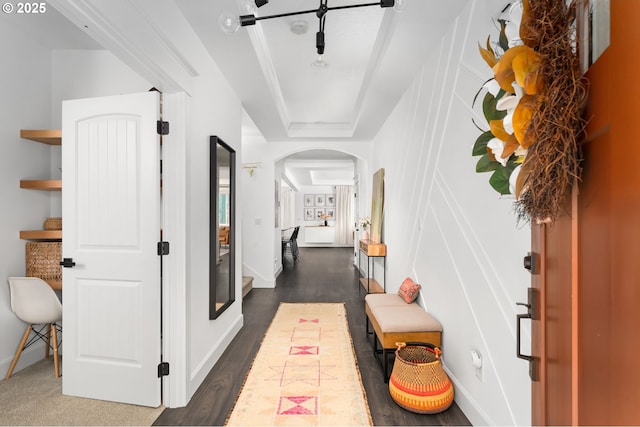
xmin=174 ymin=0 xmax=470 ymax=141
xmin=284 ymin=152 xmax=356 ymax=187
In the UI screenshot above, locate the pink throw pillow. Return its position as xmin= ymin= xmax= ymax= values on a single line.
xmin=398 ymin=277 xmax=421 ymax=303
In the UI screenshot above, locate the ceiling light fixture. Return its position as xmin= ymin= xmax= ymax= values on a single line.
xmin=220 ymin=0 xmax=406 ymax=54
xmin=311 ymin=55 xmax=329 ymax=69
xmin=290 ymin=20 xmax=309 ymax=35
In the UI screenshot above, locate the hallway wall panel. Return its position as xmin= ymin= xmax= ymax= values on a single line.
xmin=371 ymin=0 xmax=531 ymax=424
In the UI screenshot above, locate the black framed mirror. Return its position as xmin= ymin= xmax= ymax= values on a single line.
xmin=209 ymin=136 xmax=235 ymax=319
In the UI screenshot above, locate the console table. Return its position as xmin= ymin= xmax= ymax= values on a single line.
xmin=358 ymin=239 xmax=386 ymax=293
xmin=304 ymin=226 xmax=335 ymax=243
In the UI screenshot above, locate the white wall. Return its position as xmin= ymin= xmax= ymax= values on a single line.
xmin=0 ymin=18 xmax=56 ymax=378
xmin=371 ymin=0 xmax=531 ymax=424
xmin=184 ymin=70 xmax=243 ymax=400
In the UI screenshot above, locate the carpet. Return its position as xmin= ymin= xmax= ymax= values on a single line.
xmin=226 ymin=302 xmax=372 ymax=426
xmin=0 ymin=358 xmax=164 ymax=426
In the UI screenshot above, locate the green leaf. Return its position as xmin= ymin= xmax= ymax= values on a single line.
xmin=498 ymin=19 xmax=509 ymax=51
xmin=472 ymin=131 xmax=494 ymax=156
xmin=489 ymin=160 xmax=518 ymax=194
xmin=476 ymin=153 xmax=499 ymax=173
xmin=482 ymin=91 xmax=507 ymax=122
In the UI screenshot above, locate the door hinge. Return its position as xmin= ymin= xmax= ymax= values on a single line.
xmin=157 ymin=120 xmax=170 ymax=135
xmin=158 ymin=241 xmax=170 ymax=256
xmin=157 ymin=362 xmax=170 ymax=377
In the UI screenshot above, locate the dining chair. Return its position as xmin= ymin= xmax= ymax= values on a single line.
xmin=282 ymin=226 xmax=300 ymax=262
xmin=5 ymin=277 xmax=62 ymax=379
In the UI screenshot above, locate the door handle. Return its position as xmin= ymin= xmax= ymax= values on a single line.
xmin=516 ymin=287 xmax=538 ymax=381
xmin=516 ymin=311 xmax=532 ymax=362
xmin=60 ymin=257 xmax=76 ymax=268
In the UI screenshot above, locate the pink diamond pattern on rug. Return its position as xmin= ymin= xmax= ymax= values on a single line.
xmin=299 ymin=318 xmax=319 ymax=323
xmin=290 ymin=345 xmax=319 ymax=355
xmin=277 ymin=396 xmax=318 ymax=415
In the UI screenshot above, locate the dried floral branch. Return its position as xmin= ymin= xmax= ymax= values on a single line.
xmin=515 ymin=0 xmax=589 ymax=223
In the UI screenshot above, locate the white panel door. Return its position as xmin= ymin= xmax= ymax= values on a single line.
xmin=61 ymin=92 xmax=161 ymax=407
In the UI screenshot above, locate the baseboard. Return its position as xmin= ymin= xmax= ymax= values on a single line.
xmin=188 ymin=313 xmax=243 ymax=398
xmin=443 ymin=363 xmax=492 ymax=426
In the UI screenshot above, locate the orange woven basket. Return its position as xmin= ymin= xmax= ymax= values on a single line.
xmin=388 ymin=342 xmax=454 ymax=414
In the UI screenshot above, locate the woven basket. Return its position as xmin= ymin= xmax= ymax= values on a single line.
xmin=26 ymin=242 xmax=62 ymax=283
xmin=44 ymin=217 xmax=62 ymax=230
xmin=388 ymin=342 xmax=454 ymax=414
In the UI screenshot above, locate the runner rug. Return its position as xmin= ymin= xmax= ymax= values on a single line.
xmin=226 ymin=302 xmax=372 ymax=426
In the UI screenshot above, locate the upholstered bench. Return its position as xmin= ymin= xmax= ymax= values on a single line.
xmin=365 ymin=293 xmax=443 ymax=381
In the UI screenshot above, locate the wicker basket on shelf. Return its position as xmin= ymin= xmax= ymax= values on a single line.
xmin=43 ymin=217 xmax=62 ymax=230
xmin=25 ymin=241 xmax=62 ymax=283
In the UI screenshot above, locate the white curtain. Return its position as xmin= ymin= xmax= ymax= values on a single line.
xmin=281 ymin=187 xmax=295 ymax=229
xmin=335 ymin=185 xmax=354 ymax=244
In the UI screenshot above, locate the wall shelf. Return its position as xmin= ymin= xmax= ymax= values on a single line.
xmin=20 ymin=129 xmax=61 ymax=145
xmin=20 ymin=179 xmax=62 ymax=190
xmin=19 ymin=129 xmax=63 ymax=287
xmin=19 ymin=230 xmax=62 ymax=240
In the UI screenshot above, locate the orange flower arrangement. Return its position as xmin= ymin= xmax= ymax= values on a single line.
xmin=472 ymin=0 xmax=587 ymax=223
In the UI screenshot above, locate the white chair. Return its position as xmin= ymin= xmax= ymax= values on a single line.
xmin=5 ymin=277 xmax=62 ymax=379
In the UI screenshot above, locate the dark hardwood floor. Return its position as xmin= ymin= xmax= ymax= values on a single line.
xmin=154 ymin=247 xmax=471 ymax=426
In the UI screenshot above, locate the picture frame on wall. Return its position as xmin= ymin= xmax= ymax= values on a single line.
xmin=315 ymin=208 xmax=325 ymax=220
xmin=304 ymin=194 xmax=315 ymax=207
xmin=325 ymin=194 xmax=335 ymax=207
xmin=304 ymin=208 xmax=314 ymax=221
xmin=315 ymin=194 xmax=326 ymax=207
xmin=325 ymin=207 xmax=336 ymax=220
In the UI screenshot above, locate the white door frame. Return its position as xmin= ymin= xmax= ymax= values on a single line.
xmin=160 ymin=92 xmax=188 ymax=408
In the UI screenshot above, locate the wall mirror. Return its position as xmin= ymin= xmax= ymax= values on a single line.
xmin=210 ymin=135 xmax=235 ymax=319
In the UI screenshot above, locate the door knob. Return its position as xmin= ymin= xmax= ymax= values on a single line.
xmin=60 ymin=257 xmax=76 ymax=268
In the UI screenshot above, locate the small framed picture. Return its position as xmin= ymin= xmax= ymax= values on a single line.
xmin=315 ymin=208 xmax=325 ymax=220
xmin=304 ymin=194 xmax=315 ymax=207
xmin=315 ymin=194 xmax=326 ymax=207
xmin=304 ymin=208 xmax=314 ymax=221
xmin=325 ymin=207 xmax=336 ymax=220
xmin=325 ymin=194 xmax=335 ymax=207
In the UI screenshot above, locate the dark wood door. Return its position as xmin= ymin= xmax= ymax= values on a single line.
xmin=531 ymin=1 xmax=640 ymax=424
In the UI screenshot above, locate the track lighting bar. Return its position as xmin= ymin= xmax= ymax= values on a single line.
xmin=221 ymin=0 xmax=401 ymax=55
xmin=240 ymin=1 xmax=393 ymax=27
